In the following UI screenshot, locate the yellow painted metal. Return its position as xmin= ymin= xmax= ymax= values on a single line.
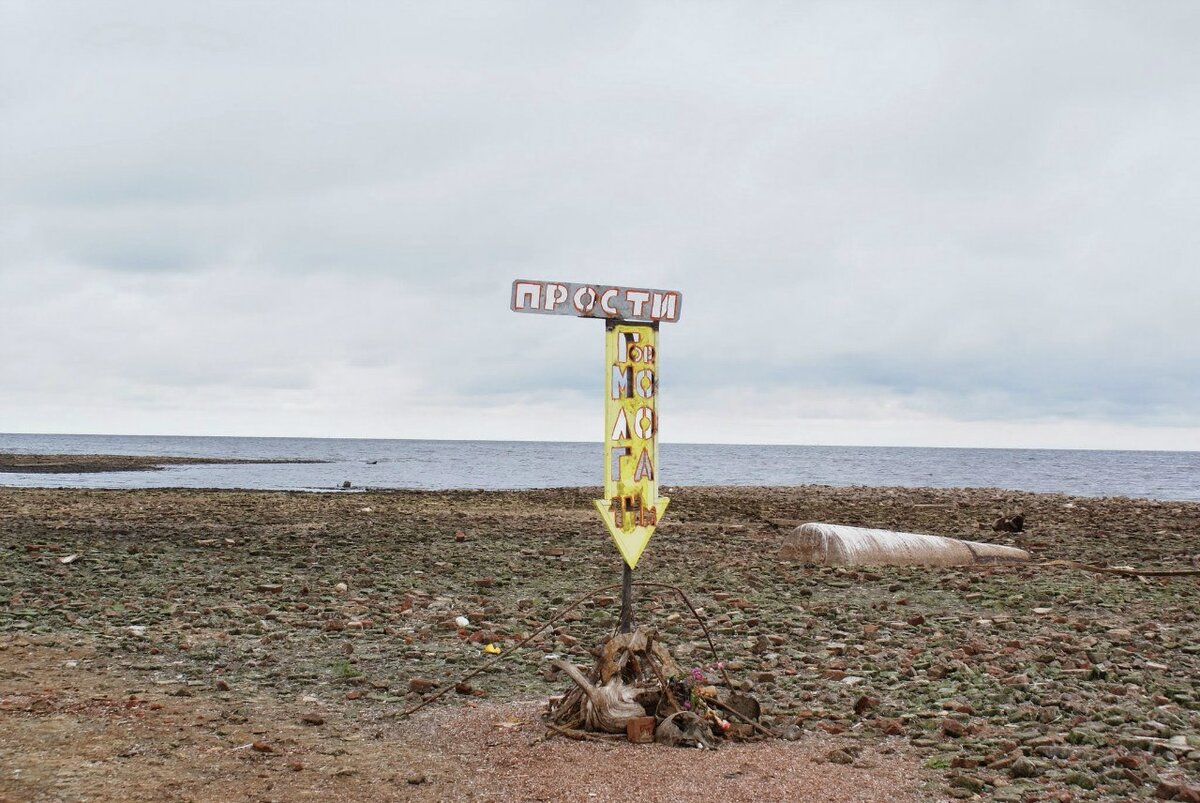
xmin=593 ymin=321 xmax=669 ymax=569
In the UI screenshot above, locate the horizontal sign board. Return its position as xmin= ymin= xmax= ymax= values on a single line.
xmin=511 ymin=279 xmax=682 ymax=323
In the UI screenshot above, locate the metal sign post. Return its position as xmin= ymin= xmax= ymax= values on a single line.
xmin=511 ymin=279 xmax=683 ymax=631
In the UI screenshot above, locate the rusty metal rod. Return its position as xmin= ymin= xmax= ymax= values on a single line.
xmin=619 ymin=563 xmax=634 ymax=633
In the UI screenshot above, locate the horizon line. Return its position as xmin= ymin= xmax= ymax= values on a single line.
xmin=2 ymin=431 xmax=1197 ymax=455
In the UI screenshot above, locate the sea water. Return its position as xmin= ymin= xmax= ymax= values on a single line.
xmin=1 ymin=433 xmax=1198 ymax=501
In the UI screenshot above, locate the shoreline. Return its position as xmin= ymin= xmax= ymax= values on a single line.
xmin=2 ymin=484 xmax=1198 ymax=800
xmin=0 ymin=452 xmax=327 ymax=474
xmin=2 ymin=445 xmax=1197 ymax=502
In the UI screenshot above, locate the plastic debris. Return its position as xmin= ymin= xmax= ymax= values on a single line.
xmin=780 ymin=523 xmax=1030 ymax=567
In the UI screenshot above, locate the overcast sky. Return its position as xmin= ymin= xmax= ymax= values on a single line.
xmin=2 ymin=2 xmax=1199 ymax=449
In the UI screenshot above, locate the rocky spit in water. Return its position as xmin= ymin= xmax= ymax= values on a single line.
xmin=0 ymin=452 xmax=324 ymax=474
xmin=1 ymin=483 xmax=1199 ymax=801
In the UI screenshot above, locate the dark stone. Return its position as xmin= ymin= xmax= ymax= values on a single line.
xmin=1010 ymin=757 xmax=1041 ymax=778
xmin=993 ymin=513 xmax=1025 ymax=533
xmin=854 ymin=695 xmax=880 ymax=716
xmin=725 ymin=692 xmax=761 ymax=722
xmin=827 ymin=749 xmax=854 ymax=765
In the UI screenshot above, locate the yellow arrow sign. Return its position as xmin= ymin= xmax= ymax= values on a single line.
xmin=594 ymin=321 xmax=667 ymax=569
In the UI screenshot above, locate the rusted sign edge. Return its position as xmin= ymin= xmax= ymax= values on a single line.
xmin=510 ymin=279 xmax=683 ymax=323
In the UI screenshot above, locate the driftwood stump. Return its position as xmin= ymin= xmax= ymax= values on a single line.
xmin=545 ymin=627 xmax=761 ymax=747
xmin=552 ymin=659 xmax=645 ymax=733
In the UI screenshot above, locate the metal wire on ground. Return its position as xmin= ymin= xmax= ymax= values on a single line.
xmin=396 ymin=581 xmax=731 ymax=720
xmin=1040 ymin=559 xmax=1200 ymax=577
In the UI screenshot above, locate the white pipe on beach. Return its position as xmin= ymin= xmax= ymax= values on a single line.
xmin=780 ymin=523 xmax=1030 ymax=567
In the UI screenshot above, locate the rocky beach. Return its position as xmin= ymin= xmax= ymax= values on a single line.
xmin=2 ymin=481 xmax=1198 ymax=801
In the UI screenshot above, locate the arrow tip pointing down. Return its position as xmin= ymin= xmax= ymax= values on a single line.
xmin=592 ymin=497 xmax=670 ymax=570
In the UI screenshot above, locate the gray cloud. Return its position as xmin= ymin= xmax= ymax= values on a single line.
xmin=2 ymin=1 xmax=1199 ymax=447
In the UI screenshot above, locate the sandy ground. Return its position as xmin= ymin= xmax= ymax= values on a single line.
xmin=0 ymin=637 xmax=922 ymax=802
xmin=2 ymin=483 xmax=1199 ymax=801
